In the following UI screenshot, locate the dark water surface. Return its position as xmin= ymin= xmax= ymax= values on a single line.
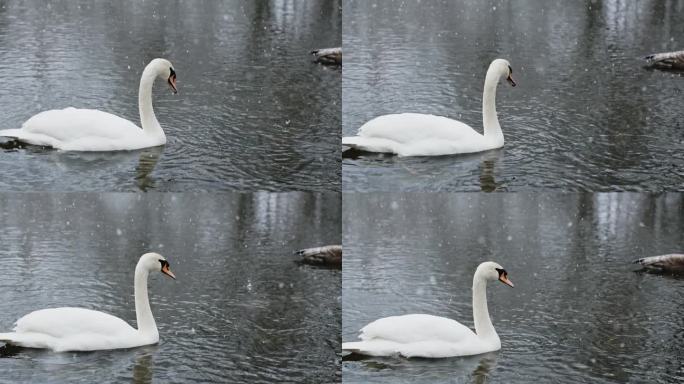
xmin=0 ymin=192 xmax=341 ymax=383
xmin=343 ymin=193 xmax=684 ymax=383
xmin=343 ymin=0 xmax=684 ymax=191
xmin=0 ymin=0 xmax=341 ymax=192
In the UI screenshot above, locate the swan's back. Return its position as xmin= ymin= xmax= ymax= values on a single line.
xmin=360 ymin=313 xmax=475 ymax=344
xmin=358 ymin=113 xmax=479 ymax=144
xmin=14 ymin=307 xmax=135 ymax=338
xmin=22 ymin=108 xmax=142 ymax=141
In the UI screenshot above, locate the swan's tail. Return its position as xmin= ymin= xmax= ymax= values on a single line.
xmin=342 ymin=136 xmax=400 ymax=155
xmin=342 ymin=341 xmax=366 ymax=353
xmin=342 ymin=340 xmax=406 ymax=356
xmin=0 ymin=129 xmax=23 ymax=139
xmin=0 ymin=332 xmax=55 ymax=349
xmin=343 ymin=340 xmax=446 ymax=358
xmin=343 ymin=341 xmax=400 ymax=356
xmin=0 ymin=129 xmax=59 ymax=148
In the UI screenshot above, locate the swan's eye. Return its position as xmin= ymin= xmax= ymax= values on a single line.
xmin=507 ymin=65 xmax=512 ymax=75
xmin=495 ymin=268 xmax=507 ymax=277
xmin=169 ymin=67 xmax=176 ymax=79
xmin=159 ymin=259 xmax=169 ymax=269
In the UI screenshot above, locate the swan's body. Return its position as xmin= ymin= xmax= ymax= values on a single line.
xmin=296 ymin=245 xmax=342 ymax=266
xmin=644 ymin=50 xmax=684 ymax=70
xmin=0 ymin=253 xmax=176 ymax=352
xmin=0 ymin=58 xmax=177 ymax=151
xmin=343 ymin=314 xmax=499 ymax=358
xmin=311 ymin=47 xmax=342 ymax=65
xmin=1 ymin=108 xmax=160 ymax=151
xmin=0 ymin=307 xmax=150 ymax=352
xmin=342 ymin=59 xmax=516 ymax=157
xmin=343 ymin=113 xmax=502 ymax=157
xmin=342 ymin=261 xmax=513 ymax=358
xmin=634 ymin=254 xmax=684 ymax=271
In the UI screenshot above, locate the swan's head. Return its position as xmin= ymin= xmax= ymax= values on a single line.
xmin=489 ymin=59 xmax=516 ymax=87
xmin=139 ymin=252 xmax=176 ymax=279
xmin=148 ymin=58 xmax=178 ymax=94
xmin=476 ymin=261 xmax=514 ymax=287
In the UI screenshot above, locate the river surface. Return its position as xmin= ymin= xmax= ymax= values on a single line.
xmin=343 ymin=193 xmax=684 ymax=383
xmin=0 ymin=192 xmax=341 ymax=383
xmin=343 ymin=0 xmax=684 ymax=192
xmin=0 ymin=0 xmax=341 ymax=192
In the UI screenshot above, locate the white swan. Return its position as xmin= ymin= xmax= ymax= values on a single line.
xmin=0 ymin=58 xmax=178 ymax=151
xmin=342 ymin=59 xmax=516 ymax=157
xmin=0 ymin=252 xmax=176 ymax=352
xmin=342 ymin=261 xmax=513 ymax=358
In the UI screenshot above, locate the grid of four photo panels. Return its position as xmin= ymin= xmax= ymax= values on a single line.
xmin=0 ymin=1 xmax=682 ymax=383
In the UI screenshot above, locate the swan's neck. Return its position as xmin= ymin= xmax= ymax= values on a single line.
xmin=482 ymin=70 xmax=503 ymax=141
xmin=472 ymin=276 xmax=498 ymax=340
xmin=134 ymin=265 xmax=158 ymax=339
xmin=139 ymin=68 xmax=165 ymax=140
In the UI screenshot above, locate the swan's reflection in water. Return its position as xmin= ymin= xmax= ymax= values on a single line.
xmin=0 ymin=344 xmax=157 ymax=382
xmin=342 ymin=147 xmax=505 ymax=192
xmin=0 ymin=140 xmax=164 ymax=191
xmin=47 ymin=146 xmax=164 ymax=192
xmin=471 ymin=353 xmax=497 ymax=384
xmin=134 ymin=146 xmax=164 ymax=191
xmin=131 ymin=347 xmax=156 ymax=384
xmin=343 ymin=351 xmax=498 ymax=383
xmin=479 ymin=159 xmax=498 ymax=192
xmin=477 ymin=150 xmax=503 ymax=192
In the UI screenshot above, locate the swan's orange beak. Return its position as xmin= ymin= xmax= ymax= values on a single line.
xmin=506 ymin=74 xmax=516 ymax=87
xmin=168 ymin=74 xmax=178 ymax=94
xmin=161 ymin=263 xmax=176 ymax=279
xmin=499 ymin=274 xmax=514 ymax=287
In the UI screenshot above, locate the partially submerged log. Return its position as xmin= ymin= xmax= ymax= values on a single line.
xmin=644 ymin=50 xmax=684 ymax=70
xmin=295 ymin=245 xmax=342 ymax=267
xmin=311 ymin=47 xmax=342 ymax=65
